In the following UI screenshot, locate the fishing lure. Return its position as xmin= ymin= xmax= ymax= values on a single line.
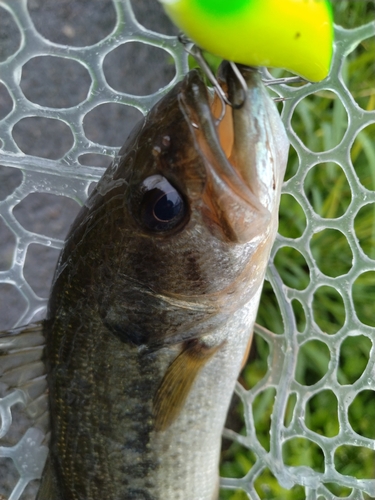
xmin=159 ymin=0 xmax=334 ymax=82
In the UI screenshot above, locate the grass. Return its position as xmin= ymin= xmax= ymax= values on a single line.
xmin=220 ymin=2 xmax=375 ymax=498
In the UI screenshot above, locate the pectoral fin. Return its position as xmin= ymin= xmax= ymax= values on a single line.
xmin=0 ymin=322 xmax=48 ymax=434
xmin=153 ymin=340 xmax=224 ymax=432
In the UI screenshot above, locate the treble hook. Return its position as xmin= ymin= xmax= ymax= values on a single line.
xmin=179 ymin=43 xmax=228 ymax=122
xmin=178 ymin=34 xmax=301 ymax=120
xmin=263 ymin=76 xmax=306 ymax=86
xmin=227 ymin=61 xmax=248 ymax=109
xmin=178 ymin=34 xmax=249 ymax=123
xmin=263 ymin=76 xmax=305 ymax=102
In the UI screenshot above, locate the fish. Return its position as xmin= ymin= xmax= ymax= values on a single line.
xmin=0 ymin=61 xmax=288 ymax=500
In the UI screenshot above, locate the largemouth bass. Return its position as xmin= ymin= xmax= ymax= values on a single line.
xmin=0 ymin=62 xmax=288 ymax=499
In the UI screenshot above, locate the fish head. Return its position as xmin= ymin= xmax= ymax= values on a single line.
xmin=54 ymin=63 xmax=289 ymax=347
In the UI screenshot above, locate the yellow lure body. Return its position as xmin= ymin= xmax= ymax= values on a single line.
xmin=159 ymin=0 xmax=334 ymax=82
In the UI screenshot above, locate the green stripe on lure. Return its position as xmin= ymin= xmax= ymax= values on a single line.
xmin=0 ymin=62 xmax=288 ymax=500
xmin=160 ymin=0 xmax=334 ymax=82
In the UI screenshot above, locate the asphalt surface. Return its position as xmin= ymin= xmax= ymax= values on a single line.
xmin=0 ymin=0 xmax=178 ymax=331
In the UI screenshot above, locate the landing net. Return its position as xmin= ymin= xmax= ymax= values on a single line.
xmin=0 ymin=1 xmax=374 ymax=499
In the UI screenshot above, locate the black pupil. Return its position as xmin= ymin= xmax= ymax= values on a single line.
xmin=153 ymin=190 xmax=182 ymax=222
xmin=139 ymin=175 xmax=186 ymax=231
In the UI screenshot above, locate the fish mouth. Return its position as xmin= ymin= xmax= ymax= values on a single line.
xmin=179 ymin=62 xmax=289 ymax=243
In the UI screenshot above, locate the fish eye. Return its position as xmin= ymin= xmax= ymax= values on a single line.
xmin=139 ymin=175 xmax=187 ymax=232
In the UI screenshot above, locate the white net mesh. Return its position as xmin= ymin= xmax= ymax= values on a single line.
xmin=0 ymin=1 xmax=374 ymax=499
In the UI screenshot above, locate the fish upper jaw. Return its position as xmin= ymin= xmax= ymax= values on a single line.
xmin=180 ymin=64 xmax=289 ymax=244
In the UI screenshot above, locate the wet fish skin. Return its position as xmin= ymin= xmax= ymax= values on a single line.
xmin=34 ymin=63 xmax=288 ymax=499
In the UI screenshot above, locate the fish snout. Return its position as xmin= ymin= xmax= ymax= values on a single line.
xmin=182 ymin=63 xmax=289 ymax=244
